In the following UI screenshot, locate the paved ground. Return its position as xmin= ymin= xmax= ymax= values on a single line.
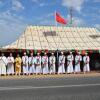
xmin=0 ymin=72 xmax=100 ymax=100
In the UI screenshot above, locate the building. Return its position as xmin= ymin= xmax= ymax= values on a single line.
xmin=0 ymin=25 xmax=100 ymax=70
xmin=2 ymin=25 xmax=100 ymax=51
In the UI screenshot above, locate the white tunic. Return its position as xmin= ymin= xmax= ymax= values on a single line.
xmin=74 ymin=55 xmax=82 ymax=73
xmin=42 ymin=56 xmax=49 ymax=74
xmin=58 ymin=55 xmax=65 ymax=74
xmin=83 ymin=55 xmax=90 ymax=72
xmin=0 ymin=56 xmax=7 ymax=75
xmin=35 ymin=56 xmax=41 ymax=74
xmin=28 ymin=56 xmax=35 ymax=74
xmin=67 ymin=54 xmax=74 ymax=73
xmin=49 ymin=56 xmax=56 ymax=74
xmin=22 ymin=56 xmax=29 ymax=74
xmin=7 ymin=56 xmax=14 ymax=74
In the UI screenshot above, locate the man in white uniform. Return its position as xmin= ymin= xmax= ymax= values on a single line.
xmin=74 ymin=52 xmax=82 ymax=74
xmin=83 ymin=53 xmax=90 ymax=73
xmin=58 ymin=52 xmax=65 ymax=74
xmin=49 ymin=52 xmax=56 ymax=74
xmin=42 ymin=52 xmax=49 ymax=75
xmin=7 ymin=53 xmax=14 ymax=75
xmin=28 ymin=52 xmax=35 ymax=75
xmin=67 ymin=52 xmax=74 ymax=74
xmin=35 ymin=52 xmax=41 ymax=75
xmin=0 ymin=53 xmax=7 ymax=75
xmin=22 ymin=52 xmax=29 ymax=75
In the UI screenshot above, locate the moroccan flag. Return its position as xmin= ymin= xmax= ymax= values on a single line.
xmin=55 ymin=12 xmax=67 ymax=24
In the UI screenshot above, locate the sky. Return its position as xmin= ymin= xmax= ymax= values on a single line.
xmin=0 ymin=0 xmax=100 ymax=46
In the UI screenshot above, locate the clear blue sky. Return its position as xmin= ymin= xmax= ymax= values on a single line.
xmin=0 ymin=0 xmax=100 ymax=46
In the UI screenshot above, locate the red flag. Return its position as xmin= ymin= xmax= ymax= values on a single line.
xmin=55 ymin=12 xmax=67 ymax=24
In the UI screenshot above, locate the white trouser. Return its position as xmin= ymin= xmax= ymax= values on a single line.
xmin=67 ymin=62 xmax=73 ymax=73
xmin=42 ymin=64 xmax=49 ymax=74
xmin=83 ymin=64 xmax=90 ymax=72
xmin=58 ymin=63 xmax=65 ymax=74
xmin=74 ymin=64 xmax=81 ymax=73
xmin=23 ymin=65 xmax=28 ymax=74
xmin=49 ymin=64 xmax=55 ymax=74
xmin=0 ymin=62 xmax=6 ymax=75
xmin=7 ymin=64 xmax=14 ymax=74
xmin=35 ymin=65 xmax=41 ymax=74
xmin=28 ymin=65 xmax=35 ymax=74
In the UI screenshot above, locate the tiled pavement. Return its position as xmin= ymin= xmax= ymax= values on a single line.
xmin=0 ymin=71 xmax=100 ymax=80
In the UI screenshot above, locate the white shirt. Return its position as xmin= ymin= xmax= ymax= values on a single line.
xmin=22 ymin=56 xmax=28 ymax=64
xmin=75 ymin=55 xmax=82 ymax=62
xmin=7 ymin=56 xmax=14 ymax=64
xmin=49 ymin=56 xmax=56 ymax=64
xmin=29 ymin=56 xmax=35 ymax=65
xmin=67 ymin=54 xmax=74 ymax=61
xmin=42 ymin=56 xmax=48 ymax=64
xmin=0 ymin=56 xmax=7 ymax=65
xmin=83 ymin=55 xmax=90 ymax=63
xmin=35 ymin=56 xmax=41 ymax=65
xmin=59 ymin=55 xmax=65 ymax=64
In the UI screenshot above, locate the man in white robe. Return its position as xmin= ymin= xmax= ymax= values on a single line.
xmin=67 ymin=52 xmax=74 ymax=74
xmin=7 ymin=53 xmax=14 ymax=75
xmin=35 ymin=53 xmax=41 ymax=75
xmin=22 ymin=52 xmax=29 ymax=75
xmin=49 ymin=52 xmax=56 ymax=74
xmin=83 ymin=53 xmax=90 ymax=73
xmin=0 ymin=53 xmax=7 ymax=75
xmin=58 ymin=52 xmax=65 ymax=74
xmin=42 ymin=52 xmax=49 ymax=75
xmin=28 ymin=52 xmax=35 ymax=75
xmin=74 ymin=52 xmax=82 ymax=74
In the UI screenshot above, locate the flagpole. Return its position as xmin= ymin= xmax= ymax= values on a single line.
xmin=55 ymin=11 xmax=59 ymax=49
xmin=55 ymin=11 xmax=59 ymax=70
xmin=55 ymin=11 xmax=57 ymax=27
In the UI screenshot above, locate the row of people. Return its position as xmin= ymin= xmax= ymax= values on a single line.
xmin=0 ymin=51 xmax=90 ymax=75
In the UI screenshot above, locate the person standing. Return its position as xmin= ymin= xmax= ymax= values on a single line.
xmin=58 ymin=52 xmax=65 ymax=74
xmin=7 ymin=53 xmax=14 ymax=75
xmin=15 ymin=54 xmax=22 ymax=75
xmin=83 ymin=53 xmax=90 ymax=73
xmin=49 ymin=52 xmax=56 ymax=74
xmin=35 ymin=52 xmax=41 ymax=75
xmin=22 ymin=52 xmax=29 ymax=75
xmin=28 ymin=52 xmax=35 ymax=75
xmin=42 ymin=52 xmax=49 ymax=75
xmin=0 ymin=53 xmax=7 ymax=75
xmin=74 ymin=52 xmax=82 ymax=74
xmin=67 ymin=52 xmax=74 ymax=74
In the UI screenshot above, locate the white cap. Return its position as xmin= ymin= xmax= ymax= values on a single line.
xmin=85 ymin=52 xmax=88 ymax=55
xmin=61 ymin=52 xmax=63 ymax=54
xmin=52 ymin=52 xmax=54 ymax=55
xmin=37 ymin=52 xmax=40 ymax=54
xmin=24 ymin=52 xmax=26 ymax=55
xmin=70 ymin=51 xmax=72 ymax=54
xmin=31 ymin=52 xmax=33 ymax=54
xmin=44 ymin=52 xmax=47 ymax=54
xmin=78 ymin=52 xmax=80 ymax=54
